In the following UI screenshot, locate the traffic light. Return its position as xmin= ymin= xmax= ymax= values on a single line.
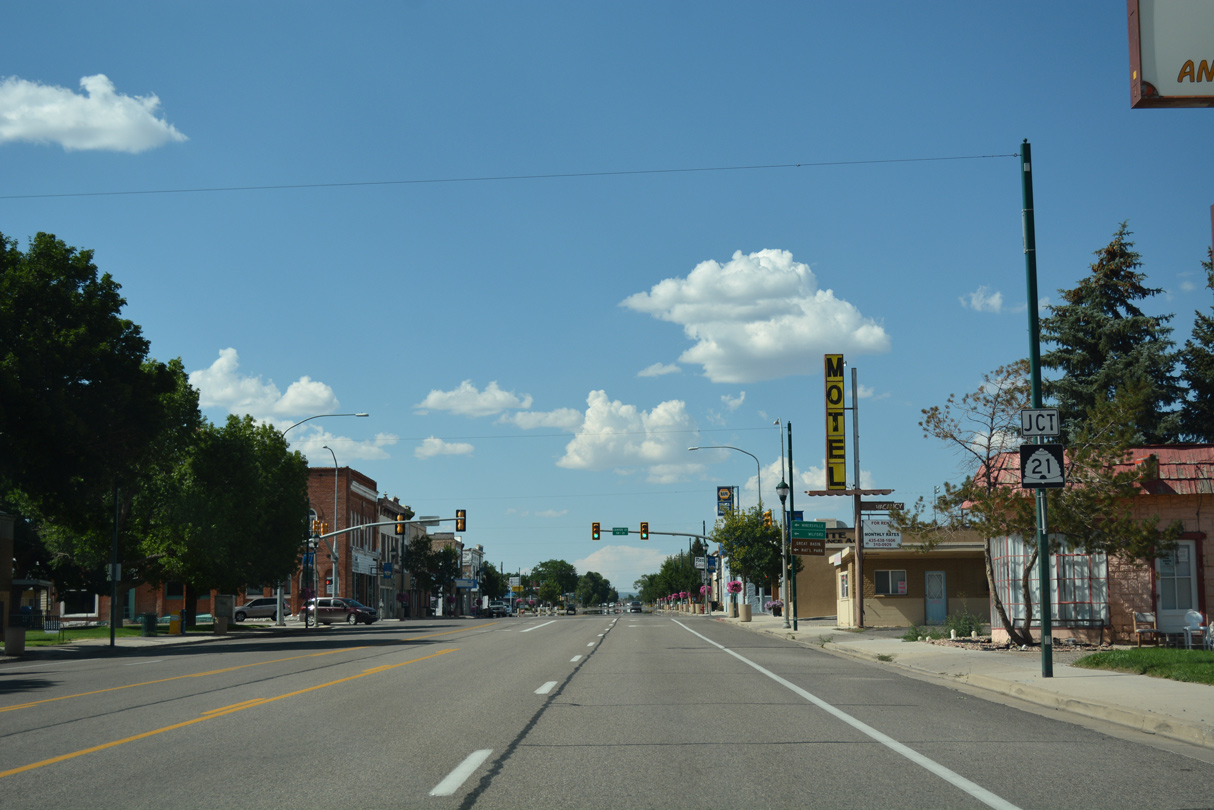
xmin=395 ymin=515 xmax=405 ymax=535
xmin=639 ymin=521 xmax=649 ymax=540
xmin=763 ymin=510 xmax=773 ymax=527
xmin=311 ymin=519 xmax=320 ymax=537
xmin=456 ymin=509 xmax=467 ymax=532
xmin=592 ymin=522 xmax=601 ymax=541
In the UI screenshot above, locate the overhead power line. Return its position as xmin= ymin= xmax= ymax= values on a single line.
xmin=1 ymin=153 xmax=1020 ymax=201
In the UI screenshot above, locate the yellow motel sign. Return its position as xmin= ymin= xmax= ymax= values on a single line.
xmin=825 ymin=354 xmax=846 ymax=490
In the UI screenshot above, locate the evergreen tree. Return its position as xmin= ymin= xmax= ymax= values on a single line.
xmin=1178 ymin=249 xmax=1214 ymax=442
xmin=1040 ymin=223 xmax=1182 ymax=443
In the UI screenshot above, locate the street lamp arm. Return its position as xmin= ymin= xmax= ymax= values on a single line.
xmin=280 ymin=412 xmax=369 ymax=437
xmin=688 ymin=444 xmax=762 ymax=509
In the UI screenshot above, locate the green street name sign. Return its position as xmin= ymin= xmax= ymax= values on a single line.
xmin=612 ymin=527 xmax=629 ymax=536
xmin=790 ymin=520 xmax=827 ymax=540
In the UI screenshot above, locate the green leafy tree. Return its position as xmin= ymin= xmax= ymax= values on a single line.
xmin=479 ymin=562 xmax=508 ymax=600
xmin=1178 ymin=249 xmax=1214 ymax=442
xmin=431 ymin=546 xmax=462 ymax=608
xmin=0 ymin=232 xmax=178 ymax=524
xmin=1040 ymin=223 xmax=1183 ymax=443
xmin=577 ymin=570 xmax=614 ymax=605
xmin=144 ymin=414 xmax=309 ymax=620
xmin=405 ymin=534 xmax=438 ymax=595
xmin=537 ymin=579 xmax=562 ymax=606
xmin=530 ymin=558 xmax=579 ymax=595
xmin=712 ymin=507 xmax=788 ymax=594
xmin=896 ymin=361 xmax=1183 ymax=647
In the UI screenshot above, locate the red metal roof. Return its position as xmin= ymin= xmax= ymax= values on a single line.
xmin=981 ymin=445 xmax=1214 ymax=496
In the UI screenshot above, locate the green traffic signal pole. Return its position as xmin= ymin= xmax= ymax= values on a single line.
xmin=1021 ymin=140 xmax=1053 ymax=678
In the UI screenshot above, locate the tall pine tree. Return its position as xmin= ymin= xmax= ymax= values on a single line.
xmin=1178 ymin=249 xmax=1214 ymax=442
xmin=1041 ymin=223 xmax=1182 ymax=443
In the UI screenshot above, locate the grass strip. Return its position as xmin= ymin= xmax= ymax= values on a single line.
xmin=1073 ymin=647 xmax=1214 ymax=685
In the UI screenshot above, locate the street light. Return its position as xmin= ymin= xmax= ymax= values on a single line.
xmin=776 ymin=479 xmax=791 ymax=629
xmin=281 ymin=412 xmax=369 ymax=437
xmin=322 ymin=445 xmax=339 ymax=598
xmin=274 ymin=412 xmax=368 ymax=625
xmin=688 ymin=445 xmax=762 ymax=509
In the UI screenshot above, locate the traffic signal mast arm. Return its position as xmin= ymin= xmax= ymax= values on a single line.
xmin=311 ymin=515 xmax=465 ymax=543
xmin=637 ymin=529 xmax=712 ymax=542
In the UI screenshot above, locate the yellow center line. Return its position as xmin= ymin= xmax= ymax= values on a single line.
xmin=0 ymin=648 xmax=456 ymax=779
xmin=1 ymin=622 xmax=494 ymax=714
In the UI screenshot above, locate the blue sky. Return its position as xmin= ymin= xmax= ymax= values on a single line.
xmin=3 ymin=3 xmax=1211 ymax=593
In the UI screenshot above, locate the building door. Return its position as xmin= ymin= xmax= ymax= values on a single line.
xmin=925 ymin=571 xmax=947 ymax=625
xmin=1156 ymin=540 xmax=1198 ymax=632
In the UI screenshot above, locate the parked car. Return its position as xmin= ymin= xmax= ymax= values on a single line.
xmin=301 ymin=597 xmax=377 ymax=625
xmin=488 ymin=601 xmax=511 ymax=617
xmin=234 ymin=596 xmax=285 ymax=622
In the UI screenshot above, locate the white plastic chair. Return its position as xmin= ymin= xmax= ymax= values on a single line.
xmin=1181 ymin=610 xmax=1208 ymax=650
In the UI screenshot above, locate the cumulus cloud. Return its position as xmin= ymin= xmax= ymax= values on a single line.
xmin=189 ymin=348 xmax=339 ymax=418
xmin=497 ymin=408 xmax=583 ymax=431
xmin=555 ymin=391 xmax=700 ymax=481
xmin=960 ymin=286 xmax=1004 ymax=313
xmin=415 ymin=380 xmax=532 ymax=417
xmin=415 ymin=437 xmax=475 ymax=460
xmin=574 ymin=545 xmax=669 ymax=592
xmin=621 ymin=249 xmax=890 ymax=384
xmin=638 ymin=362 xmax=681 ymax=377
xmin=294 ymin=431 xmax=399 ymax=463
xmin=721 ymin=392 xmax=745 ymax=412
xmin=0 ymin=74 xmax=187 ymax=153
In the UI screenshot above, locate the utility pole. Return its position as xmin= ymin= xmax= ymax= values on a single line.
xmin=1021 ymin=139 xmax=1053 ymax=678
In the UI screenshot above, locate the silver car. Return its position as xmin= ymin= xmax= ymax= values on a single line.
xmin=234 ymin=596 xmax=285 ymax=622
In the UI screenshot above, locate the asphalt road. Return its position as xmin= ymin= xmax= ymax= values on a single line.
xmin=2 ymin=614 xmax=1211 ymax=809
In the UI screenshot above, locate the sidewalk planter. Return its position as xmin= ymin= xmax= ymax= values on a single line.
xmin=727 ymin=603 xmax=737 ymax=618
xmin=739 ymin=604 xmax=752 ymax=622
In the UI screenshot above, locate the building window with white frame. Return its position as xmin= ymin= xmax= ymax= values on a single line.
xmin=874 ymin=569 xmax=907 ymax=596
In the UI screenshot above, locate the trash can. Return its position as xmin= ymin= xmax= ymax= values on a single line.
xmin=139 ymin=613 xmax=158 ymax=637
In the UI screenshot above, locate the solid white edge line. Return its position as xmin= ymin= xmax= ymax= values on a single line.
xmin=535 ymin=680 xmax=558 ymax=695
xmin=429 ymin=749 xmax=493 ymax=797
xmin=519 ymin=620 xmax=557 ymax=633
xmin=671 ymin=620 xmax=1023 ymax=810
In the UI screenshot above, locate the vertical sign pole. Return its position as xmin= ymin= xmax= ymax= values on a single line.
xmin=1021 ymin=139 xmax=1053 ymax=678
xmin=787 ymin=421 xmax=798 ymax=631
xmin=852 ymin=367 xmax=864 ymax=628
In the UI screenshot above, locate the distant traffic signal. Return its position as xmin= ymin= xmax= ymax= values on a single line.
xmin=592 ymin=522 xmax=601 ymax=541
xmin=456 ymin=509 xmax=467 ymax=532
xmin=639 ymin=521 xmax=649 ymax=540
xmin=763 ymin=510 xmax=773 ymax=527
xmin=311 ymin=519 xmax=320 ymax=537
xmin=395 ymin=515 xmax=405 ymax=535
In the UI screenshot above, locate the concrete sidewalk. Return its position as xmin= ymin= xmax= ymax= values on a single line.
xmin=708 ymin=611 xmax=1214 ymax=750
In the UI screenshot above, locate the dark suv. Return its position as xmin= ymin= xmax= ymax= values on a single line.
xmin=302 ymin=597 xmax=377 ymax=625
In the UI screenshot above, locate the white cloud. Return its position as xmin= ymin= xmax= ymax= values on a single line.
xmin=189 ymin=348 xmax=339 ymax=418
xmin=721 ymin=391 xmax=745 ymax=411
xmin=1180 ymin=280 xmax=1197 ymax=293
xmin=415 ymin=437 xmax=475 ymax=460
xmin=0 ymin=74 xmax=187 ymax=153
xmin=557 ymin=391 xmax=699 ymax=481
xmin=497 ymin=408 xmax=583 ymax=431
xmin=415 ymin=380 xmax=532 ymax=417
xmin=574 ymin=545 xmax=669 ymax=592
xmin=535 ymin=509 xmax=568 ymax=519
xmin=621 ymin=249 xmax=890 ymax=384
xmin=638 ymin=362 xmax=681 ymax=377
xmin=960 ymin=286 xmax=1004 ymax=313
xmin=296 ymin=431 xmax=399 ymax=463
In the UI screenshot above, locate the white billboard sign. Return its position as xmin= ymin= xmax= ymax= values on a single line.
xmin=862 ymin=519 xmax=902 ymax=549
